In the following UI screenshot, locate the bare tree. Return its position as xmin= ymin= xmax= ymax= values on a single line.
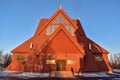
xmin=3 ymin=53 xmax=11 ymax=67
xmin=0 ymin=49 xmax=4 ymax=65
xmin=0 ymin=50 xmax=11 ymax=67
xmin=109 ymin=53 xmax=120 ymax=69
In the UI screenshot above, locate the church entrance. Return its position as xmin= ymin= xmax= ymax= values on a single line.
xmin=56 ymin=60 xmax=66 ymax=71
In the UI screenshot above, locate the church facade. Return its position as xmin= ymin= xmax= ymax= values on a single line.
xmin=7 ymin=8 xmax=112 ymax=73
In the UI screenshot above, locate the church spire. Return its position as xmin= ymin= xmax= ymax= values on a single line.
xmin=59 ymin=4 xmax=62 ymax=10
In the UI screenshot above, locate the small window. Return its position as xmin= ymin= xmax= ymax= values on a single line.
xmin=46 ymin=25 xmax=58 ymax=35
xmin=69 ymin=27 xmax=75 ymax=36
xmin=46 ymin=60 xmax=56 ymax=64
xmin=61 ymin=16 xmax=64 ymax=24
xmin=68 ymin=60 xmax=76 ymax=64
xmin=65 ymin=26 xmax=75 ymax=36
xmin=17 ymin=56 xmax=26 ymax=61
xmin=53 ymin=15 xmax=69 ymax=24
xmin=53 ymin=15 xmax=61 ymax=24
xmin=66 ymin=25 xmax=69 ymax=31
xmin=51 ymin=25 xmax=58 ymax=33
xmin=46 ymin=26 xmax=51 ymax=35
xmin=65 ymin=20 xmax=69 ymax=24
xmin=95 ymin=56 xmax=103 ymax=61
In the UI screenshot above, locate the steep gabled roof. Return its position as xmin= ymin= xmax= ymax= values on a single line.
xmin=88 ymin=38 xmax=109 ymax=53
xmin=12 ymin=36 xmax=48 ymax=53
xmin=12 ymin=37 xmax=34 ymax=53
xmin=35 ymin=8 xmax=86 ymax=37
xmin=34 ymin=19 xmax=49 ymax=36
xmin=12 ymin=8 xmax=108 ymax=55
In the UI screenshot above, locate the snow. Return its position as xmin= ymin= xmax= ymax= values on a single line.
xmin=113 ymin=78 xmax=120 ymax=80
xmin=0 ymin=66 xmax=5 ymax=71
xmin=79 ymin=72 xmax=110 ymax=77
xmin=114 ymin=69 xmax=120 ymax=73
xmin=0 ymin=71 xmax=114 ymax=78
xmin=0 ymin=71 xmax=49 ymax=78
xmin=0 ymin=71 xmax=112 ymax=78
xmin=75 ymin=70 xmax=120 ymax=78
xmin=0 ymin=70 xmax=120 ymax=80
xmin=18 ymin=72 xmax=49 ymax=78
xmin=0 ymin=66 xmax=50 ymax=78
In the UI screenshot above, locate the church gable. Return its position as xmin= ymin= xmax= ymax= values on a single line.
xmin=52 ymin=13 xmax=69 ymax=25
xmin=45 ymin=14 xmax=75 ymax=36
xmin=38 ymin=9 xmax=77 ymax=37
xmin=45 ymin=25 xmax=84 ymax=56
xmin=49 ymin=29 xmax=80 ymax=53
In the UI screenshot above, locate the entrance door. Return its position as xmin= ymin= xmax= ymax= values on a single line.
xmin=56 ymin=60 xmax=66 ymax=71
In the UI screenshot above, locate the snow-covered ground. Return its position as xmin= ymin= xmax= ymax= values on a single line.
xmin=0 ymin=71 xmax=111 ymax=78
xmin=0 ymin=71 xmax=49 ymax=78
xmin=113 ymin=69 xmax=120 ymax=73
xmin=0 ymin=66 xmax=5 ymax=71
xmin=81 ymin=72 xmax=110 ymax=77
xmin=0 ymin=68 xmax=120 ymax=80
xmin=0 ymin=66 xmax=49 ymax=79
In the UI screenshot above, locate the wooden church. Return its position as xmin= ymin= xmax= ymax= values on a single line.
xmin=7 ymin=8 xmax=112 ymax=73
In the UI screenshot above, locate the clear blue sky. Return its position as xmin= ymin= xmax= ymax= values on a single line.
xmin=0 ymin=0 xmax=120 ymax=54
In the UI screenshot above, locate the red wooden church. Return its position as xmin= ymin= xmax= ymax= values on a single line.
xmin=7 ymin=8 xmax=112 ymax=73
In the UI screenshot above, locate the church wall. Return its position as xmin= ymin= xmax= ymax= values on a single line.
xmin=6 ymin=52 xmax=29 ymax=71
xmin=83 ymin=53 xmax=99 ymax=72
xmin=93 ymin=53 xmax=108 ymax=71
xmin=42 ymin=53 xmax=82 ymax=73
xmin=11 ymin=52 xmax=29 ymax=65
xmin=84 ymin=53 xmax=111 ymax=72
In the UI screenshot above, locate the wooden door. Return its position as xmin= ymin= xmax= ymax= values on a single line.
xmin=56 ymin=60 xmax=66 ymax=71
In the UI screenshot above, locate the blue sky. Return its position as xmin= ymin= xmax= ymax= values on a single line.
xmin=0 ymin=0 xmax=120 ymax=54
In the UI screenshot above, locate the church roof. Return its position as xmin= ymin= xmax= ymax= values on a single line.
xmin=12 ymin=37 xmax=34 ymax=53
xmin=34 ymin=8 xmax=86 ymax=37
xmin=12 ymin=8 xmax=109 ymax=54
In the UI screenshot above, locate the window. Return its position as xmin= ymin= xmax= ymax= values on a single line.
xmin=46 ymin=14 xmax=75 ymax=36
xmin=46 ymin=60 xmax=56 ymax=64
xmin=17 ymin=56 xmax=26 ymax=61
xmin=46 ymin=25 xmax=58 ymax=35
xmin=46 ymin=26 xmax=51 ymax=35
xmin=53 ymin=15 xmax=69 ymax=24
xmin=61 ymin=15 xmax=64 ymax=24
xmin=95 ymin=56 xmax=103 ymax=61
xmin=68 ymin=60 xmax=76 ymax=64
xmin=56 ymin=15 xmax=61 ymax=24
xmin=51 ymin=25 xmax=57 ymax=33
xmin=65 ymin=26 xmax=75 ymax=36
xmin=69 ymin=27 xmax=75 ymax=36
